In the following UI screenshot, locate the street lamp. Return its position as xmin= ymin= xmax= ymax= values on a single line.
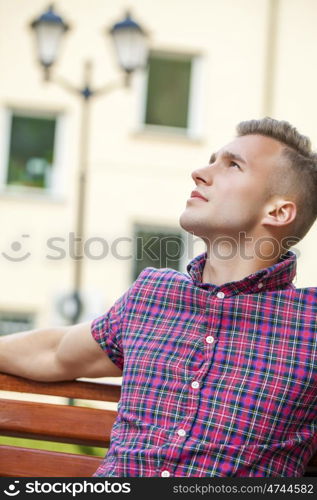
xmin=30 ymin=4 xmax=149 ymax=324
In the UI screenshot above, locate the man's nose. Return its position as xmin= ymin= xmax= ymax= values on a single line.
xmin=191 ymin=165 xmax=213 ymax=185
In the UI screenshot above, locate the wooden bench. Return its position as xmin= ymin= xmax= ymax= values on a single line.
xmin=0 ymin=373 xmax=121 ymax=477
xmin=0 ymin=373 xmax=316 ymax=477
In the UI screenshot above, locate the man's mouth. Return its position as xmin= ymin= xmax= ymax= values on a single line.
xmin=190 ymin=190 xmax=208 ymax=201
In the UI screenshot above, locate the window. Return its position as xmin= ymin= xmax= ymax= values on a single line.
xmin=133 ymin=225 xmax=184 ymax=280
xmin=5 ymin=111 xmax=57 ymax=191
xmin=142 ymin=51 xmax=203 ymax=136
xmin=0 ymin=312 xmax=34 ymax=335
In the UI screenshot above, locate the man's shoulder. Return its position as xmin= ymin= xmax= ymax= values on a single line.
xmin=281 ymin=286 xmax=317 ymax=307
xmin=290 ymin=286 xmax=317 ymax=295
xmin=125 ymin=267 xmax=191 ymax=304
xmin=135 ymin=266 xmax=190 ymax=287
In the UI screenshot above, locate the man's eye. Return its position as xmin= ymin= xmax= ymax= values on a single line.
xmin=230 ymin=161 xmax=241 ymax=170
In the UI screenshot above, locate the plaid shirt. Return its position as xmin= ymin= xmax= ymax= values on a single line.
xmin=91 ymin=251 xmax=317 ymax=477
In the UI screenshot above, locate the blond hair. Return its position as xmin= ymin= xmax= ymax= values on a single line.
xmin=236 ymin=117 xmax=317 ymax=242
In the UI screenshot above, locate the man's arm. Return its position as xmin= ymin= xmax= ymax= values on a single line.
xmin=0 ymin=321 xmax=122 ymax=382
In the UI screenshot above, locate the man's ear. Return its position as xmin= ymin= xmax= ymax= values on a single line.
xmin=261 ymin=199 xmax=297 ymax=228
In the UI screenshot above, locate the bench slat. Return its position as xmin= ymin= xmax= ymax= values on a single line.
xmin=0 ymin=373 xmax=121 ymax=402
xmin=0 ymin=445 xmax=103 ymax=477
xmin=1 ymin=399 xmax=116 ymax=446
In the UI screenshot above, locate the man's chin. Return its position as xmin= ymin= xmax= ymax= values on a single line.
xmin=179 ymin=212 xmax=193 ymax=233
xmin=179 ymin=213 xmax=206 ymax=238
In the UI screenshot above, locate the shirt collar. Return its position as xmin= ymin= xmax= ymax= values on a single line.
xmin=186 ymin=250 xmax=297 ymax=296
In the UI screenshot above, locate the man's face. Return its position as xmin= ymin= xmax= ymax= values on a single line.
xmin=179 ymin=134 xmax=285 ymax=240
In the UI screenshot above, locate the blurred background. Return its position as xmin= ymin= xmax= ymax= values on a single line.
xmin=0 ymin=0 xmax=317 ymax=335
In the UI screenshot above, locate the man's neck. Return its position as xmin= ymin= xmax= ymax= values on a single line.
xmin=202 ymin=233 xmax=283 ymax=286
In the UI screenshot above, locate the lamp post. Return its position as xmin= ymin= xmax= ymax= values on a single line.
xmin=30 ymin=4 xmax=149 ymax=324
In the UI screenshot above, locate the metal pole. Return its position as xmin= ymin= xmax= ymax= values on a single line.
xmin=262 ymin=0 xmax=279 ymax=117
xmin=71 ymin=61 xmax=92 ymax=324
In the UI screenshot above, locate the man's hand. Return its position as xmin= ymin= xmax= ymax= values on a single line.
xmin=0 ymin=321 xmax=122 ymax=381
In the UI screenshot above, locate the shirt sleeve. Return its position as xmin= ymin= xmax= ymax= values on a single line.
xmin=91 ymin=285 xmax=133 ymax=371
xmin=90 ymin=269 xmax=150 ymax=371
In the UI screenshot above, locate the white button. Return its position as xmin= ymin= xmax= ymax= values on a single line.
xmin=161 ymin=470 xmax=170 ymax=477
xmin=191 ymin=381 xmax=200 ymax=389
xmin=177 ymin=428 xmax=186 ymax=437
xmin=206 ymin=335 xmax=215 ymax=344
xmin=217 ymin=291 xmax=225 ymax=299
xmin=258 ymin=282 xmax=263 ymax=289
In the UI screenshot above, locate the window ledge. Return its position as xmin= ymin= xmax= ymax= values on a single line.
xmin=131 ymin=125 xmax=204 ymax=145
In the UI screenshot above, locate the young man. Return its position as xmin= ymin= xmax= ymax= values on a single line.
xmin=1 ymin=117 xmax=317 ymax=477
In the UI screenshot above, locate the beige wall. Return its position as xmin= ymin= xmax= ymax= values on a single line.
xmin=0 ymin=0 xmax=316 ymax=329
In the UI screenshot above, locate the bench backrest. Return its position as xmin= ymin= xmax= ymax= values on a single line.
xmin=0 ymin=373 xmax=120 ymax=477
xmin=0 ymin=373 xmax=316 ymax=477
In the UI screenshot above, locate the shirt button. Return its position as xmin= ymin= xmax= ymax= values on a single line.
xmin=206 ymin=335 xmax=215 ymax=344
xmin=177 ymin=428 xmax=186 ymax=437
xmin=161 ymin=470 xmax=170 ymax=477
xmin=191 ymin=381 xmax=200 ymax=389
xmin=216 ymin=291 xmax=225 ymax=299
xmin=258 ymin=282 xmax=263 ymax=289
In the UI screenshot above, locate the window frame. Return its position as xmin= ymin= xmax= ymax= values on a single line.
xmin=0 ymin=310 xmax=35 ymax=335
xmin=0 ymin=107 xmax=66 ymax=198
xmin=137 ymin=50 xmax=204 ymax=139
xmin=131 ymin=222 xmax=188 ymax=281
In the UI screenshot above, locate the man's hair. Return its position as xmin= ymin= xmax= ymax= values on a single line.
xmin=236 ymin=117 xmax=317 ymax=244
